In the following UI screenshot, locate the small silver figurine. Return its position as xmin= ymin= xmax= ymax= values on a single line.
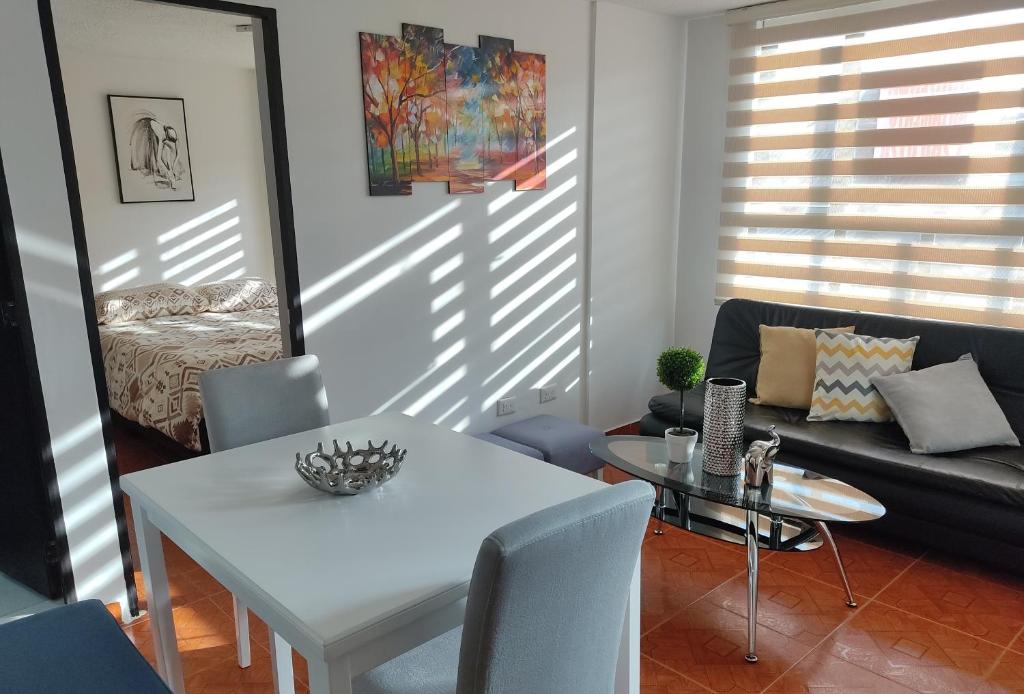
xmin=743 ymin=425 xmax=781 ymax=488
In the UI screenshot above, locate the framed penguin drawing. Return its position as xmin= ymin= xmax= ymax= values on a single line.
xmin=108 ymin=95 xmax=195 ymax=203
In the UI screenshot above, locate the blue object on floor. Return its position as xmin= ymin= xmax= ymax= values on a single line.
xmin=473 ymin=432 xmax=545 ymax=460
xmin=491 ymin=414 xmax=605 ymax=475
xmin=0 ymin=599 xmax=170 ymax=693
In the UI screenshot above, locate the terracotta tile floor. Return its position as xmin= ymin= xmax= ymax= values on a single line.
xmin=112 ymin=433 xmax=1024 ymax=693
xmin=608 ymin=465 xmax=1024 ymax=694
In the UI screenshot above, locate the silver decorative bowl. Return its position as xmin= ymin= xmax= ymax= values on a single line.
xmin=295 ymin=439 xmax=406 ymax=496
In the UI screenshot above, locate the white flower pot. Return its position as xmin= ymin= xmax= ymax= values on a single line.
xmin=665 ymin=427 xmax=698 ymax=463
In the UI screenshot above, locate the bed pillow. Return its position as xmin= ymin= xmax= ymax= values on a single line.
xmin=807 ymin=330 xmax=919 ymax=423
xmin=751 ymin=325 xmax=855 ymax=409
xmin=198 ymin=278 xmax=278 ymax=313
xmin=872 ymin=354 xmax=1020 ymax=454
xmin=95 ymin=282 xmax=209 ymax=325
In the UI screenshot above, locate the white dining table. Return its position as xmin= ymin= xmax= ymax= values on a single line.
xmin=121 ymin=412 xmax=641 ymax=694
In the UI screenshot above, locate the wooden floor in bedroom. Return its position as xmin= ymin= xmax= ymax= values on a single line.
xmin=112 ymin=419 xmax=191 ymax=475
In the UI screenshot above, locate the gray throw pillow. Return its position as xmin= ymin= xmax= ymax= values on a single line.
xmin=871 ymin=354 xmax=1020 ymax=454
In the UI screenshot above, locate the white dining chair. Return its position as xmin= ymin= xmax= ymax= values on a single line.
xmin=199 ymin=354 xmax=330 ymax=694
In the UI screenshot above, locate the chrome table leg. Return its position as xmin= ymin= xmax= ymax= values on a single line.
xmin=768 ymin=515 xmax=783 ymax=550
xmin=653 ymin=484 xmax=665 ymax=536
xmin=813 ymin=520 xmax=857 ymax=608
xmin=745 ymin=509 xmax=759 ymax=663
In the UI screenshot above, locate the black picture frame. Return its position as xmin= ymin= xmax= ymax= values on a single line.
xmin=107 ymin=94 xmax=196 ymax=204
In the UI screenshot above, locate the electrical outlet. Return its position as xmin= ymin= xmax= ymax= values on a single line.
xmin=496 ymin=396 xmax=516 ymax=416
xmin=539 ymin=383 xmax=558 ymax=404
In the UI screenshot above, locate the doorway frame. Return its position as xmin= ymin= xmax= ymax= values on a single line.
xmin=0 ymin=149 xmax=75 ymax=602
xmin=37 ymin=0 xmax=305 ymax=616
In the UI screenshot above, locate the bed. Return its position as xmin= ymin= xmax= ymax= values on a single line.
xmin=96 ymin=279 xmax=283 ymax=452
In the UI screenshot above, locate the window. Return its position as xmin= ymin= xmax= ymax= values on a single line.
xmin=719 ymin=0 xmax=1024 ymax=328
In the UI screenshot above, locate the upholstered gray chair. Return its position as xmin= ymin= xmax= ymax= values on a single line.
xmin=200 ymin=354 xmax=330 ymax=452
xmin=199 ymin=354 xmax=330 ymax=690
xmin=353 ymin=480 xmax=654 ymax=694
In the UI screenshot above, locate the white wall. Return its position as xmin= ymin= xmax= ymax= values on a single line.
xmin=589 ymin=1 xmax=685 ymax=430
xmin=0 ymin=1 xmax=127 ymax=609
xmin=0 ymin=0 xmax=690 ymax=604
xmin=278 ymin=0 xmax=594 ymax=434
xmin=58 ymin=49 xmax=276 ymax=291
xmin=674 ymin=13 xmax=729 ymax=360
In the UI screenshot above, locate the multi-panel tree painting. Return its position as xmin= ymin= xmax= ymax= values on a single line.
xmin=359 ymin=24 xmax=546 ymax=196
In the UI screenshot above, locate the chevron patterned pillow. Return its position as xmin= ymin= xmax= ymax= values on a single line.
xmin=808 ymin=330 xmax=919 ymax=423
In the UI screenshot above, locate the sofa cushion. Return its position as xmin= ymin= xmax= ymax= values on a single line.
xmin=705 ymin=298 xmax=1024 ymax=441
xmin=807 ymin=330 xmax=918 ymax=423
xmin=872 ymin=355 xmax=1020 ymax=454
xmin=648 ymin=386 xmax=1024 ymax=509
xmin=751 ymin=324 xmax=854 ymax=409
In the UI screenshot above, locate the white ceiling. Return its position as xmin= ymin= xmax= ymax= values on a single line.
xmin=51 ymin=0 xmax=256 ymax=69
xmin=50 ymin=0 xmax=756 ymax=70
xmin=607 ymin=0 xmax=762 ymax=16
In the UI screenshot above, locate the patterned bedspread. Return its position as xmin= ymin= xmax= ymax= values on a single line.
xmin=99 ymin=308 xmax=283 ymax=451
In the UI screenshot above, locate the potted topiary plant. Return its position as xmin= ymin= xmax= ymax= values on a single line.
xmin=657 ymin=347 xmax=705 ymax=462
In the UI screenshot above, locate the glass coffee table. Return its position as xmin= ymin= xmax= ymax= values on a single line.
xmin=590 ymin=436 xmax=885 ymax=663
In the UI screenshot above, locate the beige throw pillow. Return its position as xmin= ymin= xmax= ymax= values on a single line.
xmin=751 ymin=325 xmax=855 ymax=410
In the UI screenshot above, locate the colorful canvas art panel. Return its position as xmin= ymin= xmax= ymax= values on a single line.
xmin=511 ymin=51 xmax=547 ymax=190
xmin=478 ymin=36 xmax=517 ymax=181
xmin=359 ymin=32 xmax=413 ymax=196
xmin=358 ymin=24 xmax=547 ymax=196
xmin=401 ymin=24 xmax=449 ymax=182
xmin=445 ymin=43 xmax=485 ymax=194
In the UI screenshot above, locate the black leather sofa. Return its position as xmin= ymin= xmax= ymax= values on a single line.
xmin=641 ymin=299 xmax=1024 ymax=572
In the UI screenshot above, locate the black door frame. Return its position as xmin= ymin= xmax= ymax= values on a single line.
xmin=0 ymin=149 xmax=75 ymax=601
xmin=37 ymin=0 xmax=304 ymax=616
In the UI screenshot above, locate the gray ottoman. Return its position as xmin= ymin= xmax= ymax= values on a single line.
xmin=491 ymin=415 xmax=605 ymax=476
xmin=473 ymin=432 xmax=545 ymax=460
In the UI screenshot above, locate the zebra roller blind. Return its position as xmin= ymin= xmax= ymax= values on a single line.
xmin=719 ymin=0 xmax=1024 ymax=328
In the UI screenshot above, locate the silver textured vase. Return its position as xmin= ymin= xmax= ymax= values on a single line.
xmin=702 ymin=377 xmax=747 ymax=476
